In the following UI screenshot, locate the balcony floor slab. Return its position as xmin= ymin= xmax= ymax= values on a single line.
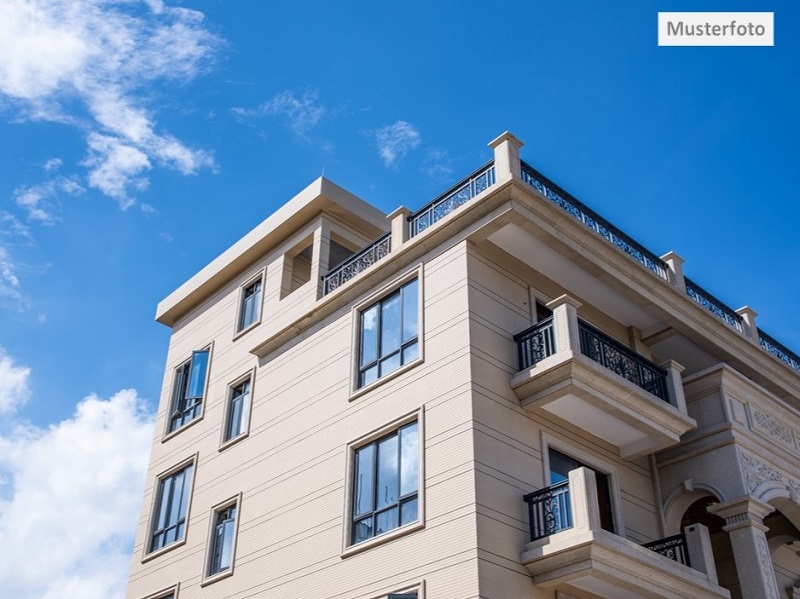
xmin=511 ymin=351 xmax=695 ymax=458
xmin=520 ymin=529 xmax=729 ymax=599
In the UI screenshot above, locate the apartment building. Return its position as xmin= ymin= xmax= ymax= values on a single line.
xmin=125 ymin=132 xmax=800 ymax=599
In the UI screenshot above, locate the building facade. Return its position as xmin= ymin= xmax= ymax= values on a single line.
xmin=125 ymin=133 xmax=800 ymax=599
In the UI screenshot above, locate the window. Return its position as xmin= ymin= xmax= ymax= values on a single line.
xmin=549 ymin=448 xmax=614 ymax=533
xmin=223 ymin=376 xmax=251 ymax=443
xmin=358 ymin=279 xmax=419 ymax=388
xmin=150 ymin=464 xmax=194 ymax=552
xmin=238 ymin=276 xmax=262 ymax=332
xmin=351 ymin=421 xmax=419 ymax=545
xmin=168 ymin=349 xmax=210 ymax=433
xmin=208 ymin=502 xmax=238 ymax=577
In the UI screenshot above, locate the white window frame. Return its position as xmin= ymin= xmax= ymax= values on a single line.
xmin=350 ymin=267 xmax=424 ymax=399
xmin=539 ymin=432 xmax=626 ymax=536
xmin=342 ymin=409 xmax=425 ymax=557
xmin=219 ymin=369 xmax=255 ymax=449
xmin=143 ymin=455 xmax=197 ymax=562
xmin=163 ymin=343 xmax=213 ymax=439
xmin=202 ymin=493 xmax=242 ymax=585
xmin=234 ymin=270 xmax=265 ymax=337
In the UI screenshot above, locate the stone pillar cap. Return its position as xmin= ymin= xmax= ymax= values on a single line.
xmin=488 ymin=131 xmax=524 ymax=149
xmin=546 ymin=294 xmax=582 ymax=310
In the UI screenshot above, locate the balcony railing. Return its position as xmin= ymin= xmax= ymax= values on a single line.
xmin=578 ymin=320 xmax=669 ymax=402
xmin=643 ymin=532 xmax=691 ymax=567
xmin=684 ymin=277 xmax=744 ymax=333
xmin=321 ymin=232 xmax=391 ymax=296
xmin=519 ymin=161 xmax=670 ymax=281
xmin=524 ymin=480 xmax=572 ymax=542
xmin=524 ymin=479 xmax=691 ymax=568
xmin=408 ymin=161 xmax=496 ymax=238
xmin=514 ymin=317 xmax=556 ymax=370
xmin=758 ymin=328 xmax=800 ymax=373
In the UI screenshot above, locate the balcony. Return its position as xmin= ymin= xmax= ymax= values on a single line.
xmin=520 ymin=468 xmax=729 ymax=599
xmin=510 ymin=295 xmax=695 ymax=458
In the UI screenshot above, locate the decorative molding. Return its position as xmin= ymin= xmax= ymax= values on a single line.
xmin=755 ymin=535 xmax=781 ymax=599
xmin=740 ymin=452 xmax=800 ymax=499
xmin=751 ymin=408 xmax=795 ymax=449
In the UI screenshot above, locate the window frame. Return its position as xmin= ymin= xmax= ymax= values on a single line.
xmin=540 ymin=433 xmax=626 ymax=536
xmin=164 ymin=344 xmax=213 ymax=439
xmin=351 ymin=268 xmax=423 ymax=398
xmin=202 ymin=494 xmax=242 ymax=585
xmin=139 ymin=584 xmax=180 ymax=599
xmin=219 ymin=369 xmax=255 ymax=450
xmin=342 ymin=410 xmax=425 ymax=557
xmin=143 ymin=456 xmax=197 ymax=562
xmin=234 ymin=270 xmax=265 ymax=337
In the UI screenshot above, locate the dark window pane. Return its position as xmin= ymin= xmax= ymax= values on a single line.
xmin=151 ymin=465 xmax=193 ymax=552
xmin=401 ymin=342 xmax=419 ymax=365
xmin=376 ymin=507 xmax=399 ymax=535
xmin=360 ymin=306 xmax=379 ymax=367
xmin=360 ymin=365 xmax=378 ymax=387
xmin=352 ymin=517 xmax=373 ymax=544
xmin=350 ymin=420 xmax=419 ymax=546
xmin=376 ymin=434 xmax=399 ymax=510
xmin=379 ymin=353 xmax=401 ymax=377
xmin=353 ymin=444 xmax=375 ymax=517
xmin=380 ymin=293 xmax=402 ymax=354
xmin=357 ymin=279 xmax=419 ymax=389
xmin=400 ymin=498 xmax=418 ymax=526
xmin=402 ymin=279 xmax=418 ymax=343
xmin=187 ymin=350 xmax=209 ymax=399
xmin=399 ymin=423 xmax=419 ymax=496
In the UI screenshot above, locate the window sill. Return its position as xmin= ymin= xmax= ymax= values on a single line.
xmin=232 ymin=319 xmax=261 ymax=342
xmin=219 ymin=431 xmax=249 ymax=452
xmin=341 ymin=520 xmax=424 ymax=558
xmin=141 ymin=537 xmax=187 ymax=563
xmin=200 ymin=568 xmax=233 ymax=587
xmin=162 ymin=413 xmax=204 ymax=443
xmin=349 ymin=357 xmax=424 ymax=402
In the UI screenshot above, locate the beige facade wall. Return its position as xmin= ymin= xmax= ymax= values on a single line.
xmin=464 ymin=243 xmax=665 ymax=598
xmin=127 ymin=238 xmax=483 ymax=599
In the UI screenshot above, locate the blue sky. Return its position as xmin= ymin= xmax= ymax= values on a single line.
xmin=0 ymin=1 xmax=798 ymax=596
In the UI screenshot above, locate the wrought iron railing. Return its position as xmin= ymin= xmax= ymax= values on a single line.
xmin=643 ymin=532 xmax=691 ymax=567
xmin=758 ymin=329 xmax=800 ymax=372
xmin=524 ymin=480 xmax=572 ymax=542
xmin=684 ymin=277 xmax=744 ymax=333
xmin=408 ymin=161 xmax=496 ymax=238
xmin=321 ymin=232 xmax=391 ymax=296
xmin=578 ymin=320 xmax=669 ymax=402
xmin=519 ymin=161 xmax=669 ymax=281
xmin=514 ymin=317 xmax=556 ymax=370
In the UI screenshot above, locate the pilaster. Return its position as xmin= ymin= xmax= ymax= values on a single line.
xmin=710 ymin=497 xmax=780 ymax=599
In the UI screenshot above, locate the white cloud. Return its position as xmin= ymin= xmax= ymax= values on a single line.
xmin=14 ymin=176 xmax=84 ymax=223
xmin=0 ymin=246 xmax=22 ymax=301
xmin=423 ymin=147 xmax=454 ymax=181
xmin=0 ymin=348 xmax=31 ymax=413
xmin=234 ymin=90 xmax=326 ymax=137
xmin=0 ymin=0 xmax=220 ymax=207
xmin=0 ymin=388 xmax=154 ymax=599
xmin=43 ymin=158 xmax=62 ymax=172
xmin=374 ymin=120 xmax=421 ymax=167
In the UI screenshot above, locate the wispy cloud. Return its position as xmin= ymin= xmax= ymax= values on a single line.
xmin=233 ymin=90 xmax=328 ymax=140
xmin=0 ymin=0 xmax=220 ymax=207
xmin=0 ymin=384 xmax=154 ymax=598
xmin=373 ymin=120 xmax=421 ymax=167
xmin=0 ymin=347 xmax=31 ymax=414
xmin=0 ymin=246 xmax=22 ymax=303
xmin=423 ymin=147 xmax=454 ymax=181
xmin=14 ymin=176 xmax=84 ymax=224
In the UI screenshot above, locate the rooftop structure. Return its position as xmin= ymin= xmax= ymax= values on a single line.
xmin=127 ymin=132 xmax=800 ymax=599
